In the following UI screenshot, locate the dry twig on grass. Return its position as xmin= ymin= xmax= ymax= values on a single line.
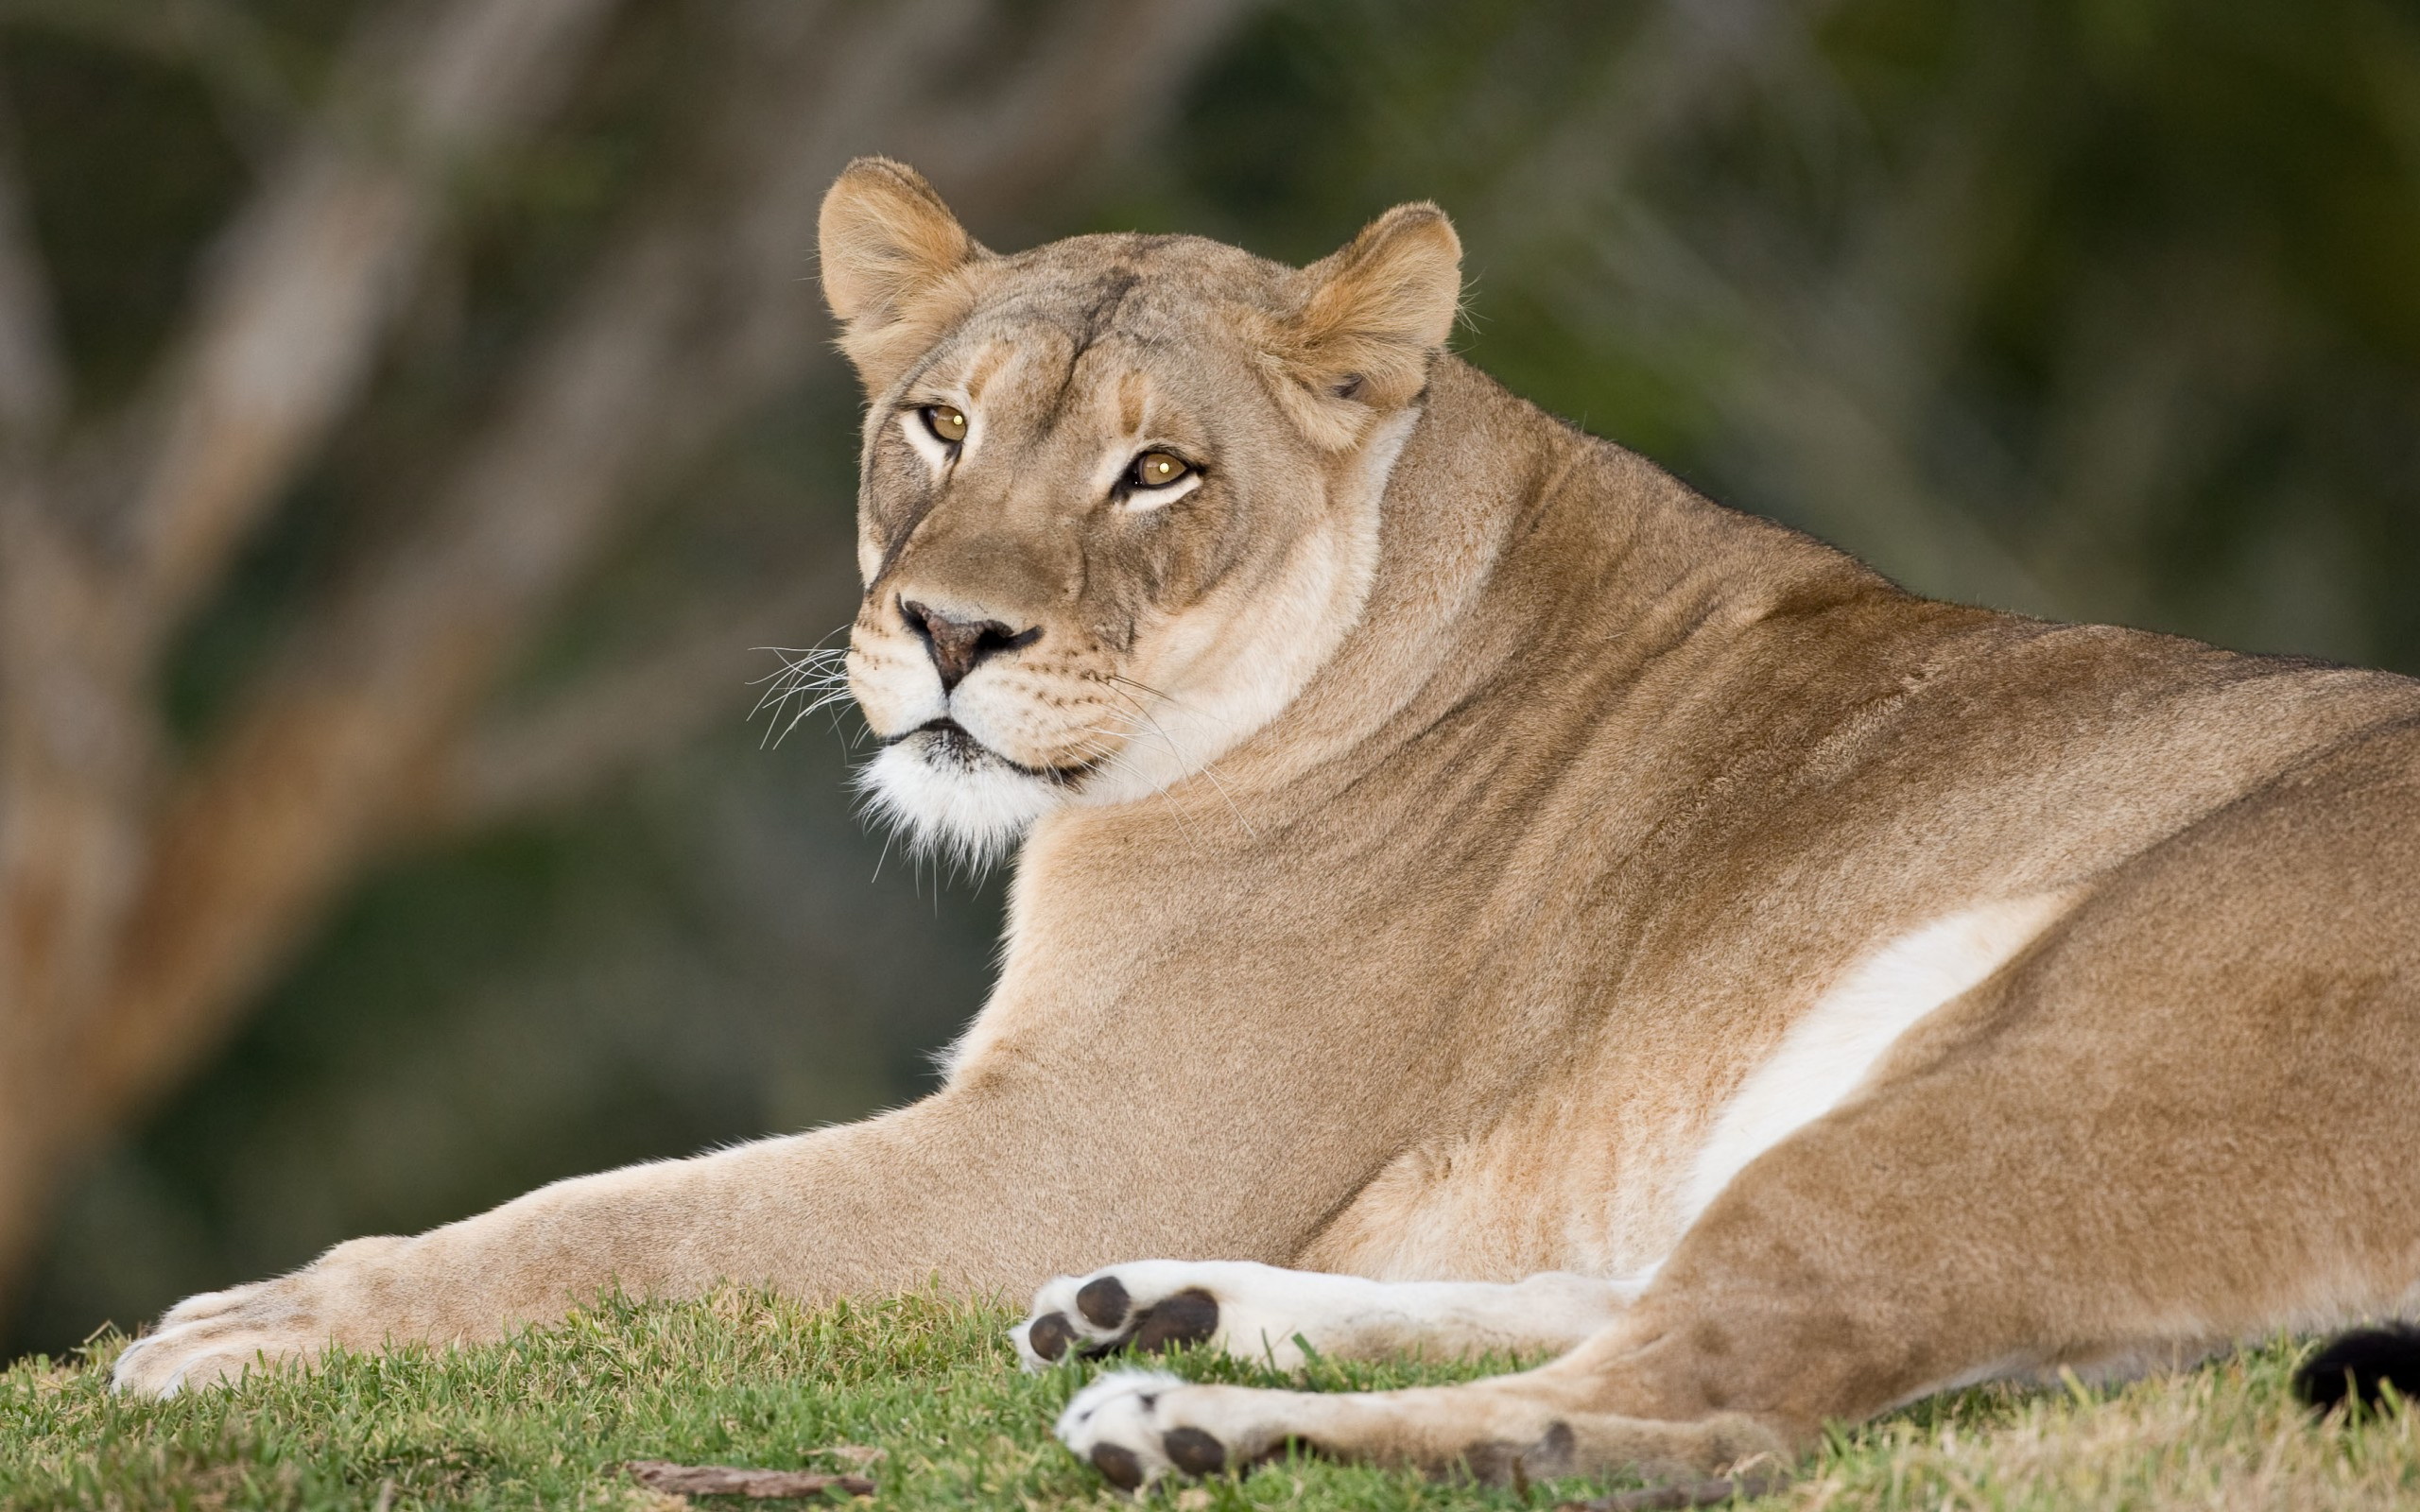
xmin=624 ymin=1459 xmax=875 ymax=1500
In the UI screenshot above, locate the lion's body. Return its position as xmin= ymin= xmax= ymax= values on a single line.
xmin=117 ymin=163 xmax=2420 ymax=1490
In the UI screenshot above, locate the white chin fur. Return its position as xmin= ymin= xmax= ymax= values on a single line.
xmin=856 ymin=733 xmax=1066 ymax=869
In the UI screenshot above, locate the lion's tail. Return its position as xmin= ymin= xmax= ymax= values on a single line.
xmin=2292 ymin=1324 xmax=2420 ymax=1412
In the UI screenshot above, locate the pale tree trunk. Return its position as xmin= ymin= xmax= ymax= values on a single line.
xmin=0 ymin=0 xmax=1257 ymax=1312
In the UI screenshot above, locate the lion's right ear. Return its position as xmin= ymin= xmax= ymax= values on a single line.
xmin=819 ymin=158 xmax=986 ymax=392
xmin=1269 ymin=203 xmax=1463 ymax=449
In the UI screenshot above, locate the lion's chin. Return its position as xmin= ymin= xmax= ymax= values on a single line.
xmin=856 ymin=724 xmax=1072 ymax=869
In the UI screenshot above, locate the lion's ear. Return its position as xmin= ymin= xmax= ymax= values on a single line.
xmin=819 ymin=158 xmax=986 ymax=391
xmin=1272 ymin=203 xmax=1462 ymax=447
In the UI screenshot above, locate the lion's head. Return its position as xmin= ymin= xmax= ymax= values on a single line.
xmin=819 ymin=159 xmax=1462 ymax=864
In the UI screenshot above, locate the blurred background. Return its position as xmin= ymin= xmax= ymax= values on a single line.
xmin=0 ymin=0 xmax=2413 ymax=1359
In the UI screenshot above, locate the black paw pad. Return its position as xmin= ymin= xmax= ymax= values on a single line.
xmin=2296 ymin=1324 xmax=2420 ymax=1412
xmin=1163 ymin=1427 xmax=1226 ymax=1476
xmin=1027 ymin=1312 xmax=1075 ymax=1363
xmin=1076 ymin=1276 xmax=1132 ymax=1331
xmin=1091 ymin=1442 xmax=1146 ymax=1491
xmin=1131 ymin=1288 xmax=1220 ymax=1353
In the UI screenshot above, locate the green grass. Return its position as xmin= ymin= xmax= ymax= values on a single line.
xmin=4 ymin=1289 xmax=2413 ymax=1510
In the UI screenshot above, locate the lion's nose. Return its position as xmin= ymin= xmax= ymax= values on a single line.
xmin=899 ymin=599 xmax=1042 ymax=693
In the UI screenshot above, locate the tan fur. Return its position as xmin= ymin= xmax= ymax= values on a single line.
xmin=116 ymin=161 xmax=2420 ymax=1495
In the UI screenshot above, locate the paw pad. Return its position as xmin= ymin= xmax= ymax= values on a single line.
xmin=1076 ymin=1276 xmax=1131 ymax=1330
xmin=1128 ymin=1288 xmax=1219 ymax=1353
xmin=1163 ymin=1427 xmax=1227 ymax=1475
xmin=1091 ymin=1442 xmax=1146 ymax=1491
xmin=1028 ymin=1312 xmax=1076 ymax=1363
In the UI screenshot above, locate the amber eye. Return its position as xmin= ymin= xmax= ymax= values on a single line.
xmin=1129 ymin=451 xmax=1192 ymax=490
xmin=921 ymin=404 xmax=968 ymax=444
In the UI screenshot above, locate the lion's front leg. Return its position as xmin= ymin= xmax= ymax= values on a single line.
xmin=106 ymin=1089 xmax=1207 ymax=1397
xmin=111 ymin=1108 xmax=962 ymax=1395
xmin=107 ymin=1030 xmax=1398 ymax=1398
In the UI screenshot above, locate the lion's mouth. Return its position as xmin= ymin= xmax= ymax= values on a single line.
xmin=897 ymin=718 xmax=1099 ymax=786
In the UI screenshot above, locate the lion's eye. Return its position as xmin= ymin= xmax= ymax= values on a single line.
xmin=922 ymin=405 xmax=969 ymax=444
xmin=1129 ymin=451 xmax=1192 ymax=490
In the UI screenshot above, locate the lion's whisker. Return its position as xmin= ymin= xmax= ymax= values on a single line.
xmin=1095 ymin=685 xmax=1257 ymax=840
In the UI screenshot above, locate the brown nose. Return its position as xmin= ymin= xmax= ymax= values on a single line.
xmin=900 ymin=599 xmax=1042 ymax=693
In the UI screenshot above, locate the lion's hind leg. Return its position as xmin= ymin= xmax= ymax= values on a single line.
xmin=1053 ymin=1366 xmax=1784 ymax=1491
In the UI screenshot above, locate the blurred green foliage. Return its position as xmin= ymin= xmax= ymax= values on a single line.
xmin=6 ymin=0 xmax=2415 ymax=1355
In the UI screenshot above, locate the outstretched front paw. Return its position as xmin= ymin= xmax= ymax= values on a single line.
xmin=112 ymin=1278 xmax=326 ymax=1397
xmin=110 ymin=1235 xmax=406 ymax=1397
xmin=1014 ymin=1259 xmax=1347 ymax=1371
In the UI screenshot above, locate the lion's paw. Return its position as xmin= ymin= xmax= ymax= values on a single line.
xmin=1055 ymin=1371 xmax=1292 ymax=1488
xmin=111 ymin=1280 xmax=322 ymax=1396
xmin=111 ymin=1235 xmax=406 ymax=1397
xmin=1014 ymin=1259 xmax=1375 ymax=1372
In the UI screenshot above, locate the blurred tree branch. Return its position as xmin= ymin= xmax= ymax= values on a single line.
xmin=0 ymin=0 xmax=631 ymax=1309
xmin=0 ymin=99 xmax=61 ymax=443
xmin=428 ymin=570 xmax=855 ymax=833
xmin=0 ymin=0 xmax=1258 ymax=1306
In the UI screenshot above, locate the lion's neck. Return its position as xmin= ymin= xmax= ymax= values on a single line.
xmin=1205 ymin=357 xmax=1872 ymax=806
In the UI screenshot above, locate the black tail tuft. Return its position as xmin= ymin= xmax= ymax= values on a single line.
xmin=2293 ymin=1325 xmax=2420 ymax=1413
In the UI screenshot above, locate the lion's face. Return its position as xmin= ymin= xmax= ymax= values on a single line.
xmin=820 ymin=161 xmax=1461 ymax=863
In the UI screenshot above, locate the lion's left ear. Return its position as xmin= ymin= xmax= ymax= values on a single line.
xmin=819 ymin=157 xmax=988 ymax=393
xmin=1271 ymin=203 xmax=1462 ymax=448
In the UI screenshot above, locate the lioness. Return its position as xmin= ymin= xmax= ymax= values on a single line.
xmin=116 ymin=159 xmax=2420 ymax=1490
